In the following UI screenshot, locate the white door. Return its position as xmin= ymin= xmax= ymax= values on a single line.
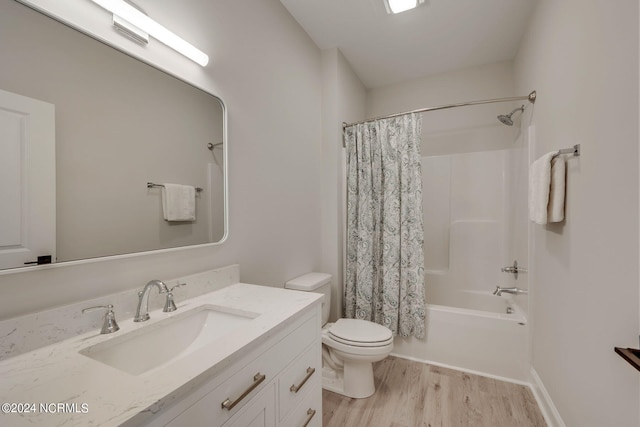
xmin=0 ymin=89 xmax=55 ymax=269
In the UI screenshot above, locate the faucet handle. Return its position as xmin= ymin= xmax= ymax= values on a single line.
xmin=169 ymin=282 xmax=187 ymax=292
xmin=82 ymin=304 xmax=120 ymax=334
xmin=82 ymin=304 xmax=114 ymax=314
xmin=163 ymin=283 xmax=186 ymax=313
xmin=501 ymin=260 xmax=524 ymax=280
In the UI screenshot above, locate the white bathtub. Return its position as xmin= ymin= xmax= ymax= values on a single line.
xmin=392 ymin=290 xmax=529 ymax=382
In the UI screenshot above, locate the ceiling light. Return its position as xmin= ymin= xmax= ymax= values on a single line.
xmin=384 ymin=0 xmax=426 ymax=14
xmin=89 ymin=0 xmax=209 ymax=66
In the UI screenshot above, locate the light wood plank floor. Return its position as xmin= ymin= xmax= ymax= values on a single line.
xmin=322 ymin=356 xmax=547 ymax=427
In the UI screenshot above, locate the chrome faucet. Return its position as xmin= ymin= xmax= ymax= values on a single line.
xmin=134 ymin=280 xmax=169 ymax=322
xmin=493 ymin=286 xmax=528 ymax=296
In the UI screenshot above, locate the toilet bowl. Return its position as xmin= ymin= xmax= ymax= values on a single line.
xmin=285 ymin=273 xmax=394 ymax=399
xmin=321 ymin=318 xmax=393 ymax=398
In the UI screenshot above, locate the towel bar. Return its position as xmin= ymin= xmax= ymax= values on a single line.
xmin=552 ymin=144 xmax=580 ymax=159
xmin=615 ymin=347 xmax=640 ymax=372
xmin=147 ymin=182 xmax=203 ymax=192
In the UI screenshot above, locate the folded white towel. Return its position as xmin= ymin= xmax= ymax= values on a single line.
xmin=162 ymin=183 xmax=196 ymax=221
xmin=547 ymin=156 xmax=566 ymax=222
xmin=529 ymin=152 xmax=566 ymax=224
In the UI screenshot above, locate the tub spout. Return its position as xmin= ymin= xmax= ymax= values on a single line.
xmin=493 ymin=286 xmax=528 ymax=296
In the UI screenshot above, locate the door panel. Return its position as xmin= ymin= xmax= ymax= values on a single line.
xmin=0 ymin=89 xmax=55 ymax=269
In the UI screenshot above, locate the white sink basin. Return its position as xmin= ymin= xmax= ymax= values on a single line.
xmin=80 ymin=304 xmax=259 ymax=375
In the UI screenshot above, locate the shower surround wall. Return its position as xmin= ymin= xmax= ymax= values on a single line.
xmin=423 ymin=149 xmax=508 ymax=307
xmin=366 ymin=61 xmax=530 ymax=381
xmin=396 ymin=128 xmax=530 ymax=382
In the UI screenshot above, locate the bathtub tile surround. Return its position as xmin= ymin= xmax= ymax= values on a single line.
xmin=0 ymin=269 xmax=323 ymax=426
xmin=0 ymin=264 xmax=239 ymax=360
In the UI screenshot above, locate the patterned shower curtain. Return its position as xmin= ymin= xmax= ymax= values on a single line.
xmin=344 ymin=113 xmax=426 ymax=339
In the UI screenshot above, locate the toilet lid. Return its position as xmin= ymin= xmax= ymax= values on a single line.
xmin=328 ymin=319 xmax=393 ymax=346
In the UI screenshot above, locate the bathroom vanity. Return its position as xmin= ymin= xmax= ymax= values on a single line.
xmin=0 ymin=280 xmax=322 ymax=427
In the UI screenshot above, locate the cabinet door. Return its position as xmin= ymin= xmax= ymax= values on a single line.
xmin=223 ymin=384 xmax=276 ymax=427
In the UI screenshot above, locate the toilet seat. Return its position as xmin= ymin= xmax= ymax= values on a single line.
xmin=326 ymin=319 xmax=393 ymax=348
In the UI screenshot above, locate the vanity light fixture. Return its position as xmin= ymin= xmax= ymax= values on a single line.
xmin=384 ymin=0 xmax=426 ymax=14
xmin=89 ymin=0 xmax=209 ymax=66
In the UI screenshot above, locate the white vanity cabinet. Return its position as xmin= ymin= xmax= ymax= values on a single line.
xmin=149 ymin=306 xmax=322 ymax=427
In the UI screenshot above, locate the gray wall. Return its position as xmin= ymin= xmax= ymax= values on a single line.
xmin=320 ymin=48 xmax=366 ymax=320
xmin=514 ymin=0 xmax=639 ymax=425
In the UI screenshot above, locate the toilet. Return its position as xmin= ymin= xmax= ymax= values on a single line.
xmin=285 ymin=272 xmax=393 ymax=399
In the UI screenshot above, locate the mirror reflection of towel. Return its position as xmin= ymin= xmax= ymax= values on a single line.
xmin=162 ymin=183 xmax=196 ymax=221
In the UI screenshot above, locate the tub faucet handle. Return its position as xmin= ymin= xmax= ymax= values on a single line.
xmin=501 ymin=260 xmax=527 ymax=280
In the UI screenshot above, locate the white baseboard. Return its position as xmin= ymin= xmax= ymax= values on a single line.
xmin=529 ymin=367 xmax=566 ymax=427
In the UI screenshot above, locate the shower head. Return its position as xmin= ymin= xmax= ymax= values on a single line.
xmin=497 ymin=114 xmax=515 ymax=126
xmin=497 ymin=105 xmax=525 ymax=126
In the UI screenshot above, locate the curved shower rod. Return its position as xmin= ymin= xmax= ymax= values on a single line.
xmin=342 ymin=90 xmax=537 ymax=130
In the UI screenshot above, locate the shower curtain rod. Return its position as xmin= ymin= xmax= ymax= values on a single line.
xmin=341 ymin=90 xmax=537 ymax=130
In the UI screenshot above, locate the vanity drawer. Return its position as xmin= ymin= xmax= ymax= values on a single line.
xmin=165 ymin=313 xmax=318 ymax=427
xmin=223 ymin=383 xmax=276 ymax=427
xmin=278 ymin=342 xmax=321 ymax=421
xmin=280 ymin=378 xmax=322 ymax=427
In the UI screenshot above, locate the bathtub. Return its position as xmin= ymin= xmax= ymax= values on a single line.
xmin=392 ymin=290 xmax=529 ymax=382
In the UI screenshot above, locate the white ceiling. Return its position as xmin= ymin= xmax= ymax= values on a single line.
xmin=280 ymin=0 xmax=538 ymax=88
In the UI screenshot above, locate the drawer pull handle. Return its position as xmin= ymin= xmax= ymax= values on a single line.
xmin=221 ymin=372 xmax=266 ymax=411
xmin=302 ymin=408 xmax=316 ymax=427
xmin=290 ymin=367 xmax=316 ymax=393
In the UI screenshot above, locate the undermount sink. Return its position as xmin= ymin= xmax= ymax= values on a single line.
xmin=80 ymin=304 xmax=260 ymax=375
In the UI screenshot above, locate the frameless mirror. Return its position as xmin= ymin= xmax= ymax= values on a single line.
xmin=0 ymin=1 xmax=227 ymax=271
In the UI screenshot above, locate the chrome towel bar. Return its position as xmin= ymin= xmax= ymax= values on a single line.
xmin=147 ymin=182 xmax=203 ymax=192
xmin=552 ymin=144 xmax=580 ymax=159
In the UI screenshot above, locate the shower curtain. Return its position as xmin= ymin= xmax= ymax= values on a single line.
xmin=344 ymin=113 xmax=426 ymax=339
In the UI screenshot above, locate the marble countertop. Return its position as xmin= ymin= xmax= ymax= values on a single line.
xmin=0 ymin=283 xmax=322 ymax=426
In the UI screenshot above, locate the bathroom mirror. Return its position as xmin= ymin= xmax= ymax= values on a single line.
xmin=0 ymin=1 xmax=227 ymax=271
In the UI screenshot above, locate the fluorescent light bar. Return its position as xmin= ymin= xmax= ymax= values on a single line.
xmin=387 ymin=0 xmax=418 ymax=14
xmin=384 ymin=0 xmax=427 ymax=14
xmin=90 ymin=0 xmax=209 ymax=66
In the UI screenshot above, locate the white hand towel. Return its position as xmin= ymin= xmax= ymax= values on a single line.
xmin=162 ymin=183 xmax=196 ymax=221
xmin=528 ymin=152 xmax=566 ymax=224
xmin=547 ymin=156 xmax=566 ymax=222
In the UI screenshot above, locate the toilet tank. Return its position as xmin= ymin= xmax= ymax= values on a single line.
xmin=285 ymin=272 xmax=331 ymax=325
